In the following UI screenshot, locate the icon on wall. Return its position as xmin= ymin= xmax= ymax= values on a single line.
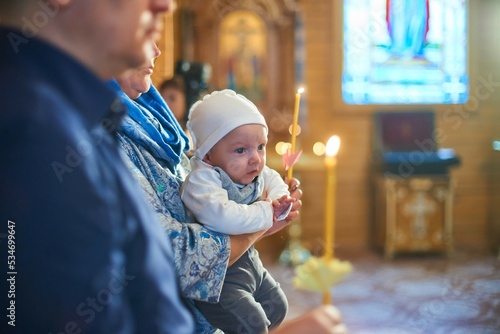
xmin=218 ymin=10 xmax=267 ymax=103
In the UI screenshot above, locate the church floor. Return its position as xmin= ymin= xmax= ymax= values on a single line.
xmin=266 ymin=249 xmax=500 ymax=334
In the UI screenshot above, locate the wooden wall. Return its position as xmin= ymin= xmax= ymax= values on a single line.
xmin=479 ymin=0 xmax=500 ymax=254
xmin=151 ymin=12 xmax=175 ymax=89
xmin=165 ymin=0 xmax=499 ymax=258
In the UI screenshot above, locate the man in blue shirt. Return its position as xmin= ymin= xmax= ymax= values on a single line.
xmin=0 ymin=0 xmax=194 ymax=333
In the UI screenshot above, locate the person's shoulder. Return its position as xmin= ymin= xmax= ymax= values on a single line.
xmin=0 ymin=71 xmax=46 ymax=126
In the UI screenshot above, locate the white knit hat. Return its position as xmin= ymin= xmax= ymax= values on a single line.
xmin=187 ymin=89 xmax=268 ymax=159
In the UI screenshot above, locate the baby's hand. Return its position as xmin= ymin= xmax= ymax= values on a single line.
xmin=272 ymin=195 xmax=296 ymax=221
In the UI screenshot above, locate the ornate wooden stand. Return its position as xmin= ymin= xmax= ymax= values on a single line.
xmin=373 ymin=174 xmax=454 ymax=259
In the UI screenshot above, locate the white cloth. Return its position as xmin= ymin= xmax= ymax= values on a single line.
xmin=187 ymin=89 xmax=268 ymax=160
xmin=180 ymin=157 xmax=289 ymax=235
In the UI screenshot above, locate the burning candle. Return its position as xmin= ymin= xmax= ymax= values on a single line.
xmin=323 ymin=135 xmax=340 ymax=305
xmin=324 ymin=135 xmax=340 ymax=259
xmin=287 ymin=87 xmax=304 ymax=180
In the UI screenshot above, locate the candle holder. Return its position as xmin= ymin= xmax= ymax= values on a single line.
xmin=280 ymin=88 xmax=309 ymax=266
xmin=285 ymin=87 xmax=304 ymax=181
xmin=278 ymin=218 xmax=312 ymax=266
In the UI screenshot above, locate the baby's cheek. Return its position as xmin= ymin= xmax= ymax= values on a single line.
xmin=226 ymin=160 xmax=244 ymax=175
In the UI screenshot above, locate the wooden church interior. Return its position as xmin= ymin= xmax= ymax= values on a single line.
xmin=153 ymin=0 xmax=500 ymax=332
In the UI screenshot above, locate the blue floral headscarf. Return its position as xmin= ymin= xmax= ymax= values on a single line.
xmin=108 ymin=80 xmax=190 ymax=173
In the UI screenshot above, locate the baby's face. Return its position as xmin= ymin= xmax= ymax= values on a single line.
xmin=204 ymin=124 xmax=267 ymax=185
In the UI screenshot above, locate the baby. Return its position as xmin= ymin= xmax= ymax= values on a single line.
xmin=180 ymin=89 xmax=293 ymax=333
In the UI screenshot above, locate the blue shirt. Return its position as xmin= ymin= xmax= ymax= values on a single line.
xmin=0 ymin=28 xmax=194 ymax=333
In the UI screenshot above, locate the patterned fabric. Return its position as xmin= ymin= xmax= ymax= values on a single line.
xmin=112 ymin=84 xmax=231 ymax=334
xmin=109 ymin=80 xmax=190 ymax=173
xmin=119 ymin=129 xmax=228 ymax=334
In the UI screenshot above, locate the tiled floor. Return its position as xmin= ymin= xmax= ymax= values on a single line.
xmin=266 ymin=249 xmax=500 ymax=333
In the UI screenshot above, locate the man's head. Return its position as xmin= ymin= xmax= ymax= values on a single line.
xmin=0 ymin=0 xmax=174 ymax=79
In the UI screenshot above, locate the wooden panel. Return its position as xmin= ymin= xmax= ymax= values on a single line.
xmin=373 ymin=175 xmax=454 ymax=258
xmin=152 ymin=13 xmax=174 ymax=88
xmin=479 ymin=0 xmax=500 ymax=255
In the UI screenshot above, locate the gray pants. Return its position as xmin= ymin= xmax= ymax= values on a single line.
xmin=195 ymin=247 xmax=288 ymax=334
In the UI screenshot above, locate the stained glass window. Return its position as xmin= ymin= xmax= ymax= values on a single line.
xmin=343 ymin=0 xmax=468 ymax=104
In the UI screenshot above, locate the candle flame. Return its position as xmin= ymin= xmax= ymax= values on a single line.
xmin=297 ymin=87 xmax=305 ymax=94
xmin=325 ymin=136 xmax=340 ymax=157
